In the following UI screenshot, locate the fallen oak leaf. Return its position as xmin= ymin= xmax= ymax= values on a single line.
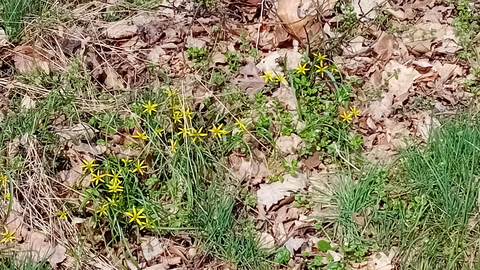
xmin=257 ymin=173 xmax=308 ymax=209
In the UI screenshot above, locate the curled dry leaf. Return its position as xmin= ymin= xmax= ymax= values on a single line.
xmin=105 ymin=21 xmax=138 ymax=39
xmin=257 ymin=173 xmax=308 ymax=209
xmin=277 ymin=0 xmax=317 ymax=40
xmin=272 ymin=85 xmax=296 ymax=111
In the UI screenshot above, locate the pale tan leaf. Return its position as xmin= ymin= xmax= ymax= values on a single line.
xmin=141 ymin=237 xmax=166 ymax=262
xmin=276 ymin=133 xmax=303 ymax=155
xmin=257 ymin=174 xmax=308 ymax=209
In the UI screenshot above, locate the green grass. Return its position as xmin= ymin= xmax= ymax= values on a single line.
xmin=0 ymin=256 xmax=51 ymax=270
xmin=0 ymin=0 xmax=44 ymax=42
xmin=316 ymin=114 xmax=480 ymax=269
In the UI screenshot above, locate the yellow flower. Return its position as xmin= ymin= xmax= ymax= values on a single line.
xmin=340 ymin=111 xmax=354 ymax=123
xmin=315 ymin=65 xmax=328 ymax=77
xmin=349 ymin=107 xmax=361 ymax=117
xmin=330 ymin=64 xmax=339 ymax=73
xmin=140 ymin=218 xmax=155 ymax=230
xmin=125 ymin=206 xmax=147 ymax=226
xmin=91 ymin=171 xmax=106 ymax=185
xmin=0 ymin=174 xmax=8 ymax=186
xmin=165 ymin=89 xmax=176 ymax=97
xmin=295 ymin=63 xmax=309 ymax=75
xmin=260 ymin=70 xmax=274 ymax=83
xmin=107 ymin=181 xmax=123 ymax=193
xmin=108 ymin=170 xmax=121 ymax=183
xmin=172 ymin=111 xmax=183 ymax=123
xmin=97 ymin=204 xmax=109 ymax=217
xmin=56 ymin=211 xmax=67 ymax=220
xmin=314 ymin=53 xmax=327 ymax=66
xmin=143 ymin=100 xmax=157 ymax=115
xmin=81 ymin=159 xmax=98 ymax=173
xmin=178 ymin=127 xmax=191 ymax=138
xmin=188 ymin=127 xmax=208 ymax=143
xmin=121 ymin=158 xmax=130 ymax=166
xmin=131 ymin=160 xmax=148 ymax=175
xmin=2 ymin=192 xmax=10 ymax=200
xmin=107 ymin=197 xmax=118 ymax=206
xmin=209 ymin=124 xmax=229 ymax=139
xmin=182 ymin=108 xmax=193 ymax=119
xmin=155 ymin=128 xmax=164 ymax=135
xmin=169 ymin=139 xmax=178 ymax=153
xmin=234 ymin=119 xmax=247 ymax=133
xmin=0 ymin=226 xmax=16 ymax=243
xmin=132 ymin=131 xmax=148 ymax=140
xmin=275 ymin=74 xmax=288 ymax=85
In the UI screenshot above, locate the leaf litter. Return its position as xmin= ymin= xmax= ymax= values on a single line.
xmin=0 ymin=0 xmax=478 ymax=268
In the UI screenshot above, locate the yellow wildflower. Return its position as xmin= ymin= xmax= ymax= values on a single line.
xmin=209 ymin=124 xmax=229 ymax=139
xmin=172 ymin=111 xmax=183 ymax=123
xmin=107 ymin=181 xmax=123 ymax=193
xmin=340 ymin=111 xmax=354 ymax=123
xmin=182 ymin=108 xmax=193 ymax=119
xmin=143 ymin=100 xmax=157 ymax=115
xmin=97 ymin=204 xmax=108 ymax=217
xmin=132 ymin=131 xmax=148 ymax=140
xmin=121 ymin=158 xmax=130 ymax=166
xmin=56 ymin=211 xmax=67 ymax=220
xmin=81 ymin=159 xmax=98 ymax=173
xmin=178 ymin=127 xmax=191 ymax=138
xmin=349 ymin=107 xmax=361 ymax=117
xmin=165 ymin=89 xmax=176 ymax=97
xmin=0 ymin=174 xmax=8 ymax=186
xmin=275 ymin=74 xmax=288 ymax=85
xmin=315 ymin=65 xmax=328 ymax=77
xmin=169 ymin=139 xmax=178 ymax=153
xmin=91 ymin=171 xmax=106 ymax=185
xmin=0 ymin=226 xmax=16 ymax=243
xmin=234 ymin=119 xmax=247 ymax=133
xmin=140 ymin=218 xmax=155 ymax=230
xmin=295 ymin=63 xmax=309 ymax=75
xmin=188 ymin=127 xmax=208 ymax=143
xmin=107 ymin=197 xmax=118 ymax=206
xmin=155 ymin=128 xmax=164 ymax=135
xmin=2 ymin=193 xmax=10 ymax=200
xmin=125 ymin=206 xmax=147 ymax=226
xmin=260 ymin=70 xmax=274 ymax=83
xmin=131 ymin=160 xmax=148 ymax=175
xmin=314 ymin=53 xmax=327 ymax=66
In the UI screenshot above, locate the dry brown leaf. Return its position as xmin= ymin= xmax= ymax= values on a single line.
xmin=144 ymin=264 xmax=168 ymax=270
xmin=21 ymin=94 xmax=35 ymax=109
xmin=141 ymin=237 xmax=166 ymax=262
xmin=257 ymin=174 xmax=308 ymax=209
xmin=232 ymin=63 xmax=265 ymax=96
xmin=372 ymin=33 xmax=395 ymax=61
xmin=53 ymin=122 xmax=97 ymax=142
xmin=272 ymin=85 xmax=296 ymax=111
xmin=368 ymin=61 xmax=420 ymax=121
xmin=259 ymin=233 xmax=276 ymax=249
xmin=105 ymin=66 xmax=124 ymax=89
xmin=276 ymin=133 xmax=303 ymax=155
xmin=351 ymin=250 xmax=395 ymax=270
xmin=19 ymin=231 xmax=66 ymax=268
xmin=284 ymin=237 xmax=305 ymax=254
xmin=105 ymin=21 xmax=138 ymax=39
xmin=353 ymin=0 xmax=386 ymax=19
xmin=277 ymin=0 xmax=317 ymax=40
xmin=12 ymin=45 xmax=52 ymax=73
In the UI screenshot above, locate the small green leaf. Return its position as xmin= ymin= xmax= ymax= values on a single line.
xmin=317 ymin=240 xmax=333 ymax=252
xmin=326 ymin=253 xmax=334 ymax=262
xmin=274 ymin=247 xmax=290 ymax=264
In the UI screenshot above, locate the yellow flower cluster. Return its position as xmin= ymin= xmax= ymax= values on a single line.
xmin=340 ymin=107 xmax=361 ymax=123
xmin=125 ymin=205 xmax=154 ymax=229
xmin=261 ymin=71 xmax=288 ymax=85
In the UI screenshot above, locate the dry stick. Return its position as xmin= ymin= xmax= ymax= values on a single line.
xmin=255 ymin=0 xmax=266 ymax=51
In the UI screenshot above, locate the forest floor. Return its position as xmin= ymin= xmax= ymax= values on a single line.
xmin=0 ymin=0 xmax=480 ymax=269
